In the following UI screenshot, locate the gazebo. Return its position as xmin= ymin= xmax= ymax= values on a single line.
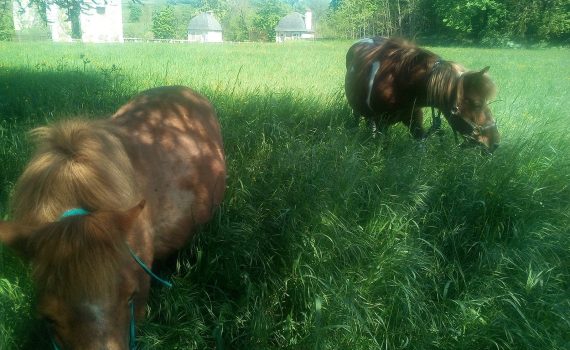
xmin=275 ymin=10 xmax=314 ymax=43
xmin=187 ymin=11 xmax=223 ymax=43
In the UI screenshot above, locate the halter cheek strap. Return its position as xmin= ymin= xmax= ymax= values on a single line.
xmin=128 ymin=246 xmax=173 ymax=288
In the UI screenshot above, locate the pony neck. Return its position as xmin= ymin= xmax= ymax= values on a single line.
xmin=425 ymin=59 xmax=464 ymax=115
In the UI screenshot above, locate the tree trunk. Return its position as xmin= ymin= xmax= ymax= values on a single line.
xmin=68 ymin=5 xmax=82 ymax=40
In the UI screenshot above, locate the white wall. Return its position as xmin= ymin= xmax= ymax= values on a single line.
xmin=47 ymin=0 xmax=123 ymax=43
xmin=304 ymin=10 xmax=312 ymax=31
xmin=13 ymin=0 xmax=40 ymax=31
xmin=47 ymin=4 xmax=73 ymax=42
xmin=80 ymin=0 xmax=123 ymax=43
xmin=188 ymin=31 xmax=222 ymax=43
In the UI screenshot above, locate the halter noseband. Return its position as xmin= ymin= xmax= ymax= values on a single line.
xmin=50 ymin=208 xmax=173 ymax=350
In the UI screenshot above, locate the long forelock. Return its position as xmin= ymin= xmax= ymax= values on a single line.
xmin=10 ymin=119 xmax=138 ymax=225
xmin=465 ymin=72 xmax=497 ymax=101
xmin=31 ymin=218 xmax=127 ymax=302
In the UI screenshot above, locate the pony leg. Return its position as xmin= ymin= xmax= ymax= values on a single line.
xmin=349 ymin=109 xmax=362 ymax=127
xmin=369 ymin=116 xmax=389 ymax=139
xmin=402 ymin=109 xmax=425 ymax=139
xmin=426 ymin=107 xmax=443 ymax=136
xmin=368 ymin=118 xmax=378 ymax=137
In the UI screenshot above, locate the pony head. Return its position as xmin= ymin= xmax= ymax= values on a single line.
xmin=0 ymin=201 xmax=148 ymax=350
xmin=449 ymin=66 xmax=500 ymax=152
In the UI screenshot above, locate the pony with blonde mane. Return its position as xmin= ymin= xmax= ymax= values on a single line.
xmin=345 ymin=37 xmax=500 ymax=151
xmin=0 ymin=86 xmax=226 ymax=349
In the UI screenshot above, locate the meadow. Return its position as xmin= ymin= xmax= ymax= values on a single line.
xmin=0 ymin=40 xmax=569 ymax=349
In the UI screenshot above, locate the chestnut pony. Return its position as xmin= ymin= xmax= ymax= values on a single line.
xmin=0 ymin=86 xmax=226 ymax=349
xmin=345 ymin=37 xmax=500 ymax=151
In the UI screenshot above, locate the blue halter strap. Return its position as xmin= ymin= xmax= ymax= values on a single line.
xmin=52 ymin=208 xmax=173 ymax=350
xmin=127 ymin=246 xmax=173 ymax=288
xmin=59 ymin=208 xmax=90 ymax=219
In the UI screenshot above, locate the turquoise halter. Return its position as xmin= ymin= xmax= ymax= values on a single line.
xmin=51 ymin=208 xmax=173 ymax=349
xmin=59 ymin=208 xmax=90 ymax=219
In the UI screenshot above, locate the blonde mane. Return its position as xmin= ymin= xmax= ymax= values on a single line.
xmin=426 ymin=60 xmax=465 ymax=110
xmin=11 ymin=119 xmax=138 ymax=226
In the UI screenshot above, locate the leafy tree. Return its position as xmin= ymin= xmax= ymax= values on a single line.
xmin=329 ymin=0 xmax=342 ymax=10
xmin=0 ymin=0 xmax=15 ymax=41
xmin=222 ymin=0 xmax=254 ymax=41
xmin=37 ymin=0 xmax=83 ymax=39
xmin=251 ymin=0 xmax=287 ymax=41
xmin=434 ymin=0 xmax=508 ymax=44
xmin=322 ymin=0 xmax=390 ymax=39
xmin=152 ymin=6 xmax=176 ymax=39
xmin=502 ymin=0 xmax=569 ymax=43
xmin=433 ymin=0 xmax=569 ymax=44
xmin=224 ymin=9 xmax=250 ymax=41
xmin=128 ymin=3 xmax=143 ymax=22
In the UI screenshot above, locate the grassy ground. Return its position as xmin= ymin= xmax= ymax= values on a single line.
xmin=0 ymin=41 xmax=569 ymax=349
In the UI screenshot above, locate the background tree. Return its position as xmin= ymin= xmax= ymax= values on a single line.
xmin=152 ymin=6 xmax=177 ymax=39
xmin=36 ymin=0 xmax=83 ymax=39
xmin=251 ymin=0 xmax=288 ymax=41
xmin=0 ymin=0 xmax=15 ymax=41
xmin=432 ymin=0 xmax=569 ymax=44
xmin=128 ymin=3 xmax=143 ymax=22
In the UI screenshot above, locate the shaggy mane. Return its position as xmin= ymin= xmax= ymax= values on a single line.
xmin=10 ymin=119 xmax=138 ymax=226
xmin=426 ymin=60 xmax=465 ymax=110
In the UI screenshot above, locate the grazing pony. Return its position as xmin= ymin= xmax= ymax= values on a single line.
xmin=345 ymin=37 xmax=500 ymax=151
xmin=0 ymin=86 xmax=226 ymax=349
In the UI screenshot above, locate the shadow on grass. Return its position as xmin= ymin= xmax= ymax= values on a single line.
xmin=0 ymin=66 xmax=137 ymax=214
xmin=0 ymin=67 xmax=136 ymax=122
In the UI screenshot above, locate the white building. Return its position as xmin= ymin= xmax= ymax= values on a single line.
xmin=47 ymin=0 xmax=124 ymax=43
xmin=187 ymin=11 xmax=223 ymax=43
xmin=12 ymin=0 xmax=49 ymax=40
xmin=13 ymin=0 xmax=39 ymax=31
xmin=275 ymin=10 xmax=314 ymax=43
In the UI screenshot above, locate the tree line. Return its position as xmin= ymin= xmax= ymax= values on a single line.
xmin=323 ymin=0 xmax=569 ymax=45
xmin=3 ymin=0 xmax=569 ymax=44
xmin=134 ymin=0 xmax=570 ymax=44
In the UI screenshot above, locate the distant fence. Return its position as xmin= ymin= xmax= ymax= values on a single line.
xmin=11 ymin=36 xmax=316 ymax=44
xmin=124 ymin=38 xmax=190 ymax=44
xmin=123 ymin=38 xmax=256 ymax=44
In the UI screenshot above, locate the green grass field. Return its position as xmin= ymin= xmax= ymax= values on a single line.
xmin=0 ymin=41 xmax=569 ymax=349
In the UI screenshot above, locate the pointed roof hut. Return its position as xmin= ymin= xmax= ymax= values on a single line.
xmin=275 ymin=10 xmax=314 ymax=43
xmin=187 ymin=11 xmax=223 ymax=43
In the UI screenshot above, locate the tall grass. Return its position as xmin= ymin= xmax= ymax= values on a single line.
xmin=0 ymin=41 xmax=569 ymax=349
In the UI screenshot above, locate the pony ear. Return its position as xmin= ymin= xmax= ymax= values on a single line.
xmin=479 ymin=66 xmax=490 ymax=75
xmin=115 ymin=200 xmax=146 ymax=234
xmin=0 ymin=221 xmax=35 ymax=258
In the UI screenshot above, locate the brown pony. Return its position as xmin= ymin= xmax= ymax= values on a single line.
xmin=345 ymin=37 xmax=500 ymax=151
xmin=0 ymin=86 xmax=226 ymax=349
